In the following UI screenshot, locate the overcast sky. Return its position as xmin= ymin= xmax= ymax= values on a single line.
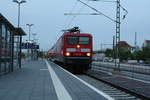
xmin=0 ymin=0 xmax=150 ymax=50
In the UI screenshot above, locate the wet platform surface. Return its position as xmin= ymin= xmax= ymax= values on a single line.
xmin=0 ymin=60 xmax=113 ymax=100
xmin=86 ymin=70 xmax=150 ymax=99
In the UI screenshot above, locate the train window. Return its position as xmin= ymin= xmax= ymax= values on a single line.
xmin=79 ymin=37 xmax=89 ymax=44
xmin=67 ymin=36 xmax=78 ymax=44
xmin=67 ymin=36 xmax=90 ymax=45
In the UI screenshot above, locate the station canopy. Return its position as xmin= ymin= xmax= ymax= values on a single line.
xmin=14 ymin=28 xmax=26 ymax=36
xmin=0 ymin=13 xmax=26 ymax=36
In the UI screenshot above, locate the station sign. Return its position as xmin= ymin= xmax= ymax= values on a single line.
xmin=21 ymin=43 xmax=39 ymax=49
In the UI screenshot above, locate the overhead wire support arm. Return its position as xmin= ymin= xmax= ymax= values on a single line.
xmin=88 ymin=0 xmax=116 ymax=3
xmin=93 ymin=0 xmax=128 ymax=20
xmin=86 ymin=0 xmax=128 ymax=20
xmin=119 ymin=4 xmax=128 ymax=19
xmin=64 ymin=13 xmax=101 ymax=15
xmin=77 ymin=0 xmax=118 ymax=23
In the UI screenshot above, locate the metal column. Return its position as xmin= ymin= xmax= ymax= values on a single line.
xmin=116 ymin=0 xmax=121 ymax=71
xmin=0 ymin=23 xmax=2 ymax=73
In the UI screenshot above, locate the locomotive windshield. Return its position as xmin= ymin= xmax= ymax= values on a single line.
xmin=67 ymin=36 xmax=89 ymax=45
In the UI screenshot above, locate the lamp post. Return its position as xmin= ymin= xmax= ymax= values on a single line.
xmin=26 ymin=24 xmax=34 ymax=59
xmin=32 ymin=33 xmax=37 ymax=42
xmin=26 ymin=24 xmax=34 ymax=41
xmin=32 ymin=33 xmax=37 ymax=60
xmin=13 ymin=0 xmax=26 ymax=69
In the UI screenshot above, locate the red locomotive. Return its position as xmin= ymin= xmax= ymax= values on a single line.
xmin=48 ymin=27 xmax=93 ymax=72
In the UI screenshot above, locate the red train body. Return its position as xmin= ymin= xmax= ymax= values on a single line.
xmin=48 ymin=32 xmax=93 ymax=71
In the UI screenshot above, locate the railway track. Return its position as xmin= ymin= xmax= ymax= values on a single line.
xmin=77 ymin=74 xmax=141 ymax=100
xmin=92 ymin=64 xmax=150 ymax=82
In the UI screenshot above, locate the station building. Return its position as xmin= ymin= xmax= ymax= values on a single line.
xmin=0 ymin=13 xmax=26 ymax=75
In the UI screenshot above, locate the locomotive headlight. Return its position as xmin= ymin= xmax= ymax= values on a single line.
xmin=86 ymin=53 xmax=91 ymax=56
xmin=66 ymin=52 xmax=70 ymax=56
xmin=77 ymin=45 xmax=80 ymax=48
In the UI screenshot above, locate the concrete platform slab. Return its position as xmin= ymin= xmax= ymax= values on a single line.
xmin=0 ymin=60 xmax=114 ymax=100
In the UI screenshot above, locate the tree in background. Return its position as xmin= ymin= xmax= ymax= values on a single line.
xmin=105 ymin=48 xmax=113 ymax=57
xmin=119 ymin=48 xmax=131 ymax=62
xmin=130 ymin=47 xmax=150 ymax=63
xmin=105 ymin=48 xmax=131 ymax=62
xmin=131 ymin=50 xmax=143 ymax=62
xmin=104 ymin=46 xmax=150 ymax=63
xmin=142 ymin=47 xmax=150 ymax=63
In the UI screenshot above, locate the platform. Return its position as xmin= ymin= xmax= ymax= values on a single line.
xmin=0 ymin=60 xmax=113 ymax=100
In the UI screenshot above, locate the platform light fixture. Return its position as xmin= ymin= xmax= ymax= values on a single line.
xmin=26 ymin=24 xmax=34 ymax=41
xmin=26 ymin=24 xmax=34 ymax=59
xmin=13 ymin=0 xmax=26 ymax=69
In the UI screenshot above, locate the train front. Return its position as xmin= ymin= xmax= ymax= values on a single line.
xmin=63 ymin=33 xmax=93 ymax=71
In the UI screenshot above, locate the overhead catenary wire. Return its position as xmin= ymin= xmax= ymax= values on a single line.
xmin=63 ymin=0 xmax=79 ymax=29
xmin=64 ymin=0 xmax=127 ymax=28
xmin=88 ymin=0 xmax=116 ymax=3
xmin=64 ymin=0 xmax=127 ymax=30
xmin=66 ymin=0 xmax=90 ymax=28
xmin=77 ymin=0 xmax=117 ymax=23
xmin=88 ymin=0 xmax=128 ymax=20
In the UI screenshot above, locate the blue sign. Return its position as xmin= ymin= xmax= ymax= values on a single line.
xmin=21 ymin=43 xmax=39 ymax=49
xmin=21 ymin=43 xmax=28 ymax=49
